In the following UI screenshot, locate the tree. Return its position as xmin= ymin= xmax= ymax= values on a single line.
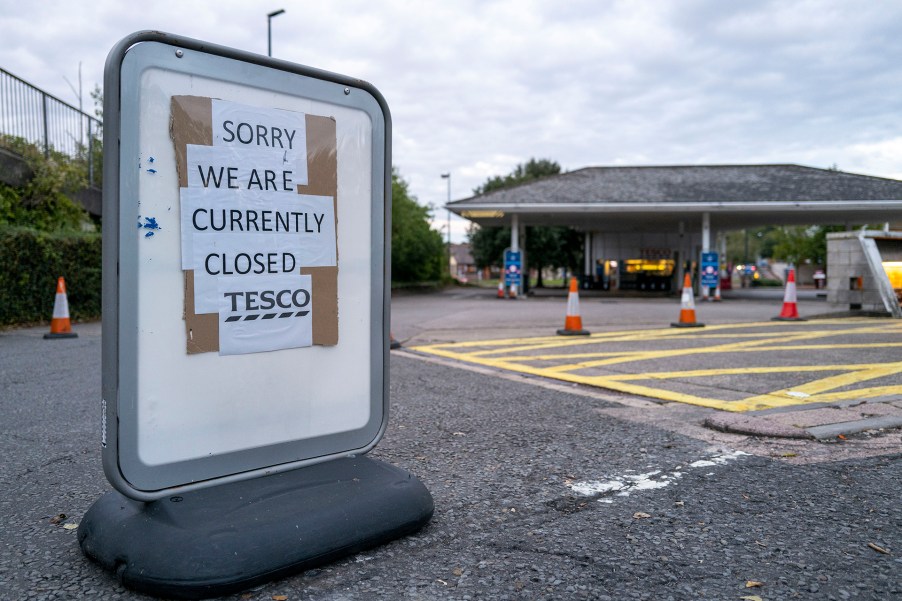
xmin=725 ymin=227 xmax=778 ymax=266
xmin=0 ymin=135 xmax=89 ymax=232
xmin=468 ymin=158 xmax=582 ymax=286
xmin=391 ymin=168 xmax=444 ymax=283
xmin=726 ymin=225 xmax=845 ymax=268
xmin=90 ymin=84 xmax=103 ymax=120
xmin=469 ymin=224 xmax=509 ymax=270
xmin=772 ymin=225 xmax=845 ymax=266
xmin=474 ymin=158 xmax=562 ymax=194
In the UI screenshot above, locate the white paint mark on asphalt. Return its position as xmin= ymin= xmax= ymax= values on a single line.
xmin=570 ymin=479 xmax=627 ymax=496
xmin=567 ymin=449 xmax=749 ymax=502
xmin=688 ymin=449 xmax=749 ymax=468
xmin=569 ymin=470 xmax=682 ymax=499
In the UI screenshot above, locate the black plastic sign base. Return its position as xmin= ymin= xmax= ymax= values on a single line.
xmin=78 ymin=457 xmax=433 ymax=599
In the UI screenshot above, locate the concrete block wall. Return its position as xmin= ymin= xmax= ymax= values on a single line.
xmin=826 ymin=231 xmax=902 ymax=312
xmin=0 ymin=147 xmax=34 ymax=187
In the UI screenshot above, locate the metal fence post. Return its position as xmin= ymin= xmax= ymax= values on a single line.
xmin=2 ymin=67 xmax=102 ymax=183
xmin=88 ymin=118 xmax=94 ymax=187
xmin=42 ymin=91 xmax=49 ymax=158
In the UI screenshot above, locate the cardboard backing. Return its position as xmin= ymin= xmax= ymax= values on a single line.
xmin=170 ymin=95 xmax=339 ymax=353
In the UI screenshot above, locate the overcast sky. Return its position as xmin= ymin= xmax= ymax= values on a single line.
xmin=2 ymin=0 xmax=901 ymax=242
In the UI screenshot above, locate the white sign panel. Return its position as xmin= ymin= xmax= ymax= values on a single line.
xmin=179 ymin=188 xmax=336 ymax=270
xmin=217 ymin=273 xmax=313 ymax=355
xmin=213 ymin=99 xmax=309 ymax=185
xmin=180 ymin=103 xmax=330 ymax=357
xmin=104 ymin=33 xmax=389 ymax=500
xmin=186 ymin=144 xmax=307 ymax=193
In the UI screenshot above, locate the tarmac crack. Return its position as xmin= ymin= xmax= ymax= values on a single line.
xmin=15 ymin=453 xmax=76 ymax=479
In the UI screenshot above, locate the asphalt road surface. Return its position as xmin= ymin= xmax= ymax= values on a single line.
xmin=1 ymin=289 xmax=900 ymax=600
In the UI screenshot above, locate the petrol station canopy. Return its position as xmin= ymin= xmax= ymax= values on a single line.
xmin=447 ymin=164 xmax=902 ymax=232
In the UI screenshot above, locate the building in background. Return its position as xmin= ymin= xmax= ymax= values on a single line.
xmin=449 ymin=164 xmax=902 ymax=295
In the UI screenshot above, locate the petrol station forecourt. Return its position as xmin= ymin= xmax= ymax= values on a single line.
xmin=3 ymin=286 xmax=902 ymax=599
xmin=449 ymin=164 xmax=902 ymax=298
xmin=4 ymin=29 xmax=902 ymax=601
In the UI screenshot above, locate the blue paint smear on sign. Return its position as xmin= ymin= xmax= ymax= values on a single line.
xmin=138 ymin=216 xmax=162 ymax=237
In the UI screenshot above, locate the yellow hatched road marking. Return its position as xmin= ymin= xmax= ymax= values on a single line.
xmin=741 ymin=361 xmax=902 ymax=407
xmin=427 ymin=318 xmax=901 ymax=357
xmin=539 ymin=329 xmax=889 ymax=373
xmin=502 ymin=342 xmax=902 ymax=363
xmin=411 ymin=319 xmax=902 ymax=412
xmin=457 ymin=322 xmax=809 ymax=357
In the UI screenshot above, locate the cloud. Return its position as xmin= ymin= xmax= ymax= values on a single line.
xmin=845 ymin=138 xmax=902 ymax=180
xmin=2 ymin=0 xmax=902 ymax=242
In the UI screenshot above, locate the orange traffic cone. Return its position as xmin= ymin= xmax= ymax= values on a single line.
xmin=509 ymin=282 xmax=518 ymax=299
xmin=497 ymin=281 xmax=505 ymax=299
xmin=671 ymin=273 xmax=704 ymax=328
xmin=556 ymin=277 xmax=590 ymax=336
xmin=710 ymin=279 xmax=722 ymax=302
xmin=772 ymin=268 xmax=806 ymax=321
xmin=390 ymin=332 xmax=402 ymax=349
xmin=44 ymin=277 xmax=78 ymax=339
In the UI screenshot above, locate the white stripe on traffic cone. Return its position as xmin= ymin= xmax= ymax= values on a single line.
xmin=556 ymin=277 xmax=590 ymax=336
xmin=44 ymin=277 xmax=78 ymax=339
xmin=671 ymin=273 xmax=704 ymax=328
xmin=773 ymin=268 xmax=806 ymax=321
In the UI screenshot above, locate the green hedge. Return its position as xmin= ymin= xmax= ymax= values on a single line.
xmin=751 ymin=278 xmax=783 ymax=287
xmin=0 ymin=227 xmax=101 ymax=326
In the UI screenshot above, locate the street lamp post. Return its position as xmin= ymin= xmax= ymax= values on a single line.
xmin=267 ymin=9 xmax=286 ymax=57
xmin=441 ymin=173 xmax=451 ymax=278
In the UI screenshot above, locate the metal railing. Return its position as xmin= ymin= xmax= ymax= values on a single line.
xmin=0 ymin=67 xmax=103 ymax=187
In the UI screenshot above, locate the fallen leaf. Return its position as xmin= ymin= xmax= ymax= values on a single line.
xmin=837 ymin=434 xmax=847 ymax=440
xmin=868 ymin=542 xmax=890 ymax=554
xmin=49 ymin=514 xmax=66 ymax=525
xmin=780 ymin=452 xmax=798 ymax=458
xmin=745 ymin=580 xmax=764 ymax=588
xmin=240 ymin=594 xmax=253 ymax=600
xmin=272 ymin=595 xmax=288 ymax=601
xmin=452 ymin=567 xmax=463 ymax=576
xmin=436 ymin=579 xmax=448 ymax=586
xmin=62 ymin=523 xmax=79 ymax=530
xmin=740 ymin=596 xmax=763 ymax=601
xmin=633 ymin=512 xmax=652 ymax=519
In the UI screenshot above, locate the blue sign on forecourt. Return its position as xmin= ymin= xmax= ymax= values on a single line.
xmin=504 ymin=250 xmax=522 ymax=287
xmin=701 ymin=251 xmax=719 ymax=288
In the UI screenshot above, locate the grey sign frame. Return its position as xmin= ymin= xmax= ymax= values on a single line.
xmin=102 ymin=31 xmax=391 ymax=501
